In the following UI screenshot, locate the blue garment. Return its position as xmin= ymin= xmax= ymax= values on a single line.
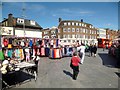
xmin=29 ymin=40 xmax=33 ymax=47
xmin=56 ymin=39 xmax=59 ymax=47
xmin=8 ymin=49 xmax=12 ymax=58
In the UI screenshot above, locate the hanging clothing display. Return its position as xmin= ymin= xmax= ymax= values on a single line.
xmin=45 ymin=47 xmax=50 ymax=57
xmin=9 ymin=38 xmax=12 ymax=44
xmin=0 ymin=48 xmax=4 ymax=60
xmin=29 ymin=39 xmax=33 ymax=47
xmin=25 ymin=48 xmax=30 ymax=62
xmin=3 ymin=39 xmax=9 ymax=47
xmin=19 ymin=49 xmax=24 ymax=60
xmin=8 ymin=44 xmax=12 ymax=49
xmin=37 ymin=48 xmax=40 ymax=56
xmin=41 ymin=47 xmax=45 ymax=56
xmin=7 ymin=49 xmax=13 ymax=58
xmin=15 ymin=49 xmax=20 ymax=59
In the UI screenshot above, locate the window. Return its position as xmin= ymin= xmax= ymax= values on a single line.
xmin=44 ymin=31 xmax=48 ymax=34
xmin=68 ymin=22 xmax=71 ymax=26
xmin=30 ymin=20 xmax=35 ymax=25
xmin=68 ymin=40 xmax=71 ymax=42
xmin=79 ymin=28 xmax=81 ymax=33
xmin=76 ymin=23 xmax=78 ymax=26
xmin=72 ymin=28 xmax=75 ymax=32
xmin=76 ymin=35 xmax=78 ymax=38
xmin=63 ymin=35 xmax=67 ymax=38
xmin=17 ymin=18 xmax=24 ymax=24
xmin=72 ymin=22 xmax=74 ymax=26
xmin=64 ymin=22 xmax=67 ymax=26
xmin=72 ymin=35 xmax=75 ymax=38
xmin=68 ymin=28 xmax=71 ymax=32
xmin=58 ymin=29 xmax=60 ymax=33
xmin=83 ymin=28 xmax=85 ymax=33
xmin=64 ymin=40 xmax=66 ymax=42
xmin=85 ymin=24 xmax=86 ymax=27
xmin=76 ymin=28 xmax=79 ymax=32
xmin=58 ymin=35 xmax=60 ymax=38
xmin=68 ymin=34 xmax=71 ymax=38
xmin=63 ymin=28 xmax=66 ymax=32
xmin=73 ymin=40 xmax=75 ymax=43
xmin=82 ymin=23 xmax=84 ymax=27
xmin=83 ymin=35 xmax=85 ymax=39
xmin=79 ymin=23 xmax=81 ymax=26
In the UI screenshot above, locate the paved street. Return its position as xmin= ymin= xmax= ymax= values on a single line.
xmin=12 ymin=48 xmax=119 ymax=88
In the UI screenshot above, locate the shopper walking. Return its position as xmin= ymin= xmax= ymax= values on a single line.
xmin=78 ymin=43 xmax=85 ymax=64
xmin=70 ymin=51 xmax=80 ymax=80
xmin=89 ymin=44 xmax=93 ymax=57
xmin=93 ymin=43 xmax=97 ymax=57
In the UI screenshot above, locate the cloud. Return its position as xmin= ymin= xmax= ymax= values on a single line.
xmin=26 ymin=4 xmax=46 ymax=11
xmin=52 ymin=8 xmax=94 ymax=17
xmin=79 ymin=11 xmax=94 ymax=14
xmin=106 ymin=23 xmax=112 ymax=26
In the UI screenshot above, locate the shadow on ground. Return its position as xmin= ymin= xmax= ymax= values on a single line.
xmin=2 ymin=70 xmax=35 ymax=89
xmin=115 ymin=72 xmax=120 ymax=78
xmin=98 ymin=53 xmax=119 ymax=68
xmin=63 ymin=70 xmax=72 ymax=78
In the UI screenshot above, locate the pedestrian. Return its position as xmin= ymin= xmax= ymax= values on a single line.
xmin=78 ymin=43 xmax=85 ymax=64
xmin=93 ymin=43 xmax=97 ymax=57
xmin=70 ymin=51 xmax=80 ymax=80
xmin=89 ymin=44 xmax=93 ymax=57
xmin=103 ymin=41 xmax=105 ymax=51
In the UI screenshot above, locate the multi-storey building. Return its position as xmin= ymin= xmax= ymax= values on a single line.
xmin=57 ymin=18 xmax=98 ymax=45
xmin=106 ymin=28 xmax=118 ymax=40
xmin=118 ymin=30 xmax=120 ymax=38
xmin=97 ymin=28 xmax=106 ymax=39
xmin=42 ymin=26 xmax=58 ymax=39
xmin=0 ymin=13 xmax=43 ymax=38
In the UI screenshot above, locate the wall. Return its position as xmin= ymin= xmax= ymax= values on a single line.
xmin=15 ymin=28 xmax=42 ymax=38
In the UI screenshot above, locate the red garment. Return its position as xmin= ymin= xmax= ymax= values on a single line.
xmin=71 ymin=56 xmax=80 ymax=66
xmin=3 ymin=39 xmax=8 ymax=47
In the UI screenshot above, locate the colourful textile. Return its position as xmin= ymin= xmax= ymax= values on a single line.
xmin=0 ymin=49 xmax=4 ymax=60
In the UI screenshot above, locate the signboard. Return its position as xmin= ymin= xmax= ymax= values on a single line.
xmin=1 ymin=27 xmax=13 ymax=35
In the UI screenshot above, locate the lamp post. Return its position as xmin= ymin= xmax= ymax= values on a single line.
xmin=0 ymin=1 xmax=2 ymax=47
xmin=22 ymin=2 xmax=26 ymax=37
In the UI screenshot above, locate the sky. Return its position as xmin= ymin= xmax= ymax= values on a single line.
xmin=1 ymin=2 xmax=119 ymax=30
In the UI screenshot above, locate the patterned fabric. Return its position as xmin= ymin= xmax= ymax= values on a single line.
xmin=0 ymin=48 xmax=4 ymax=60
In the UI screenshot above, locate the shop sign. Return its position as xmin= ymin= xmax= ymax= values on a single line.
xmin=1 ymin=27 xmax=13 ymax=35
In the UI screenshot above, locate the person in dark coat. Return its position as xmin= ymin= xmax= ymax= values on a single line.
xmin=89 ymin=44 xmax=93 ymax=57
xmin=93 ymin=43 xmax=97 ymax=57
xmin=70 ymin=52 xmax=80 ymax=80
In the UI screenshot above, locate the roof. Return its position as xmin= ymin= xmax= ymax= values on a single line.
xmin=58 ymin=20 xmax=92 ymax=26
xmin=15 ymin=18 xmax=43 ymax=29
xmin=1 ymin=15 xmax=43 ymax=29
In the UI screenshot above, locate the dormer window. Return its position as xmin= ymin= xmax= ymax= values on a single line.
xmin=17 ymin=18 xmax=24 ymax=24
xmin=30 ymin=20 xmax=35 ymax=25
xmin=64 ymin=22 xmax=67 ymax=26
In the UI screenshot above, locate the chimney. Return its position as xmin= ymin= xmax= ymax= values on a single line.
xmin=8 ymin=13 xmax=14 ymax=27
xmin=8 ymin=13 xmax=13 ymax=18
xmin=81 ymin=19 xmax=83 ymax=22
xmin=59 ymin=18 xmax=62 ymax=22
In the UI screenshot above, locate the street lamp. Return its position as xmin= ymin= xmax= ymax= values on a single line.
xmin=22 ymin=2 xmax=26 ymax=37
xmin=0 ymin=1 xmax=2 ymax=47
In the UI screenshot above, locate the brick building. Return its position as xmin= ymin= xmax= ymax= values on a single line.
xmin=106 ymin=28 xmax=118 ymax=40
xmin=42 ymin=26 xmax=58 ymax=39
xmin=57 ymin=18 xmax=98 ymax=45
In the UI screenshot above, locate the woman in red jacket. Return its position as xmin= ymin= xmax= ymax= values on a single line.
xmin=70 ymin=51 xmax=81 ymax=80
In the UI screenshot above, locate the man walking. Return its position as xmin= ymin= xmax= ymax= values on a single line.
xmin=79 ymin=43 xmax=85 ymax=64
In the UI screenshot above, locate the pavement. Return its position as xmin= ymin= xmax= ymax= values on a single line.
xmin=9 ymin=48 xmax=119 ymax=88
